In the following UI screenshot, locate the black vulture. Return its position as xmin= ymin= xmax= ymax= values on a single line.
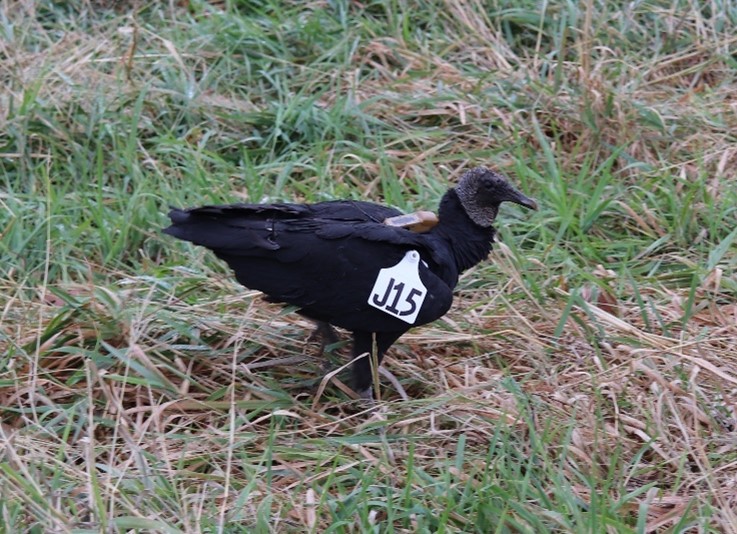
xmin=164 ymin=167 xmax=536 ymax=397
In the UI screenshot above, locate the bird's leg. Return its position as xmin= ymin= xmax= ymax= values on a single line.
xmin=307 ymin=321 xmax=341 ymax=357
xmin=308 ymin=321 xmax=346 ymax=378
xmin=318 ymin=321 xmax=341 ymax=357
xmin=351 ymin=332 xmax=381 ymax=399
xmin=351 ymin=331 xmax=404 ymax=399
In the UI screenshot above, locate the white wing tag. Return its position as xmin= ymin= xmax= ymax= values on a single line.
xmin=368 ymin=250 xmax=427 ymax=324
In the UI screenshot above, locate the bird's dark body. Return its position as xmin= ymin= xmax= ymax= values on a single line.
xmin=164 ymin=169 xmax=536 ymax=396
xmin=166 ymin=200 xmax=461 ymax=329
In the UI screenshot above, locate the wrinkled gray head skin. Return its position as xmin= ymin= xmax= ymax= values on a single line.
xmin=454 ymin=167 xmax=537 ymax=227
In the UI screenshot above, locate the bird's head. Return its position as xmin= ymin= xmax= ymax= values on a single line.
xmin=454 ymin=167 xmax=537 ymax=227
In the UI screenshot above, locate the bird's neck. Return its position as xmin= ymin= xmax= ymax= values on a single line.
xmin=433 ymin=190 xmax=496 ymax=272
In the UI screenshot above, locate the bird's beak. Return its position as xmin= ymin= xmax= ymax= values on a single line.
xmin=510 ymin=190 xmax=538 ymax=210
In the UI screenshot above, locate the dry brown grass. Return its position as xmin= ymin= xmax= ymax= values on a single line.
xmin=4 ymin=250 xmax=737 ymax=530
xmin=2 ymin=0 xmax=737 ymax=531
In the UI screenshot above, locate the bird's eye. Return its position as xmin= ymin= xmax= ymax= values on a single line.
xmin=483 ymin=180 xmax=498 ymax=192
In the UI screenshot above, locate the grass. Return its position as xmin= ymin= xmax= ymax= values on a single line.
xmin=2 ymin=0 xmax=737 ymax=531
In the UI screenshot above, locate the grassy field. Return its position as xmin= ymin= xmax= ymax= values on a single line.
xmin=2 ymin=0 xmax=737 ymax=532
